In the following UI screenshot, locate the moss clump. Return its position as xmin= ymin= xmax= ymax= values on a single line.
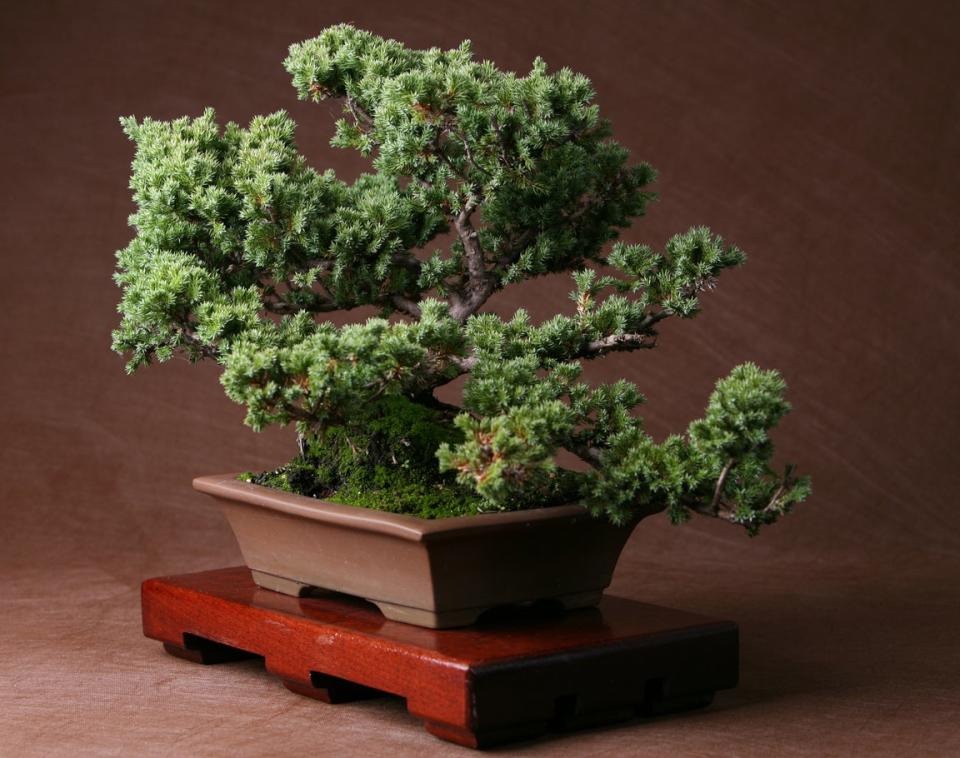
xmin=241 ymin=396 xmax=486 ymax=518
xmin=240 ymin=394 xmax=582 ymax=518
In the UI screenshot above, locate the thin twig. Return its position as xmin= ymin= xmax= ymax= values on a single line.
xmin=711 ymin=458 xmax=735 ymax=514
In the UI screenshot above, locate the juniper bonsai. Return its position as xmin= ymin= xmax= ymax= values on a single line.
xmin=113 ymin=24 xmax=810 ymax=533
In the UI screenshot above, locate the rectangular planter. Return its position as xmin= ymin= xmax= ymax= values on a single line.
xmin=194 ymin=474 xmax=636 ymax=628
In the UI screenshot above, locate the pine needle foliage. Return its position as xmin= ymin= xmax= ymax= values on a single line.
xmin=113 ymin=24 xmax=810 ymax=531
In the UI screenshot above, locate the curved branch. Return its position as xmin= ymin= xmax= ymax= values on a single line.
xmin=710 ymin=458 xmax=735 ymax=514
xmin=391 ymin=294 xmax=422 ymax=318
xmin=689 ymin=464 xmax=799 ymax=524
xmin=564 ymin=441 xmax=603 ymax=468
xmin=392 ymin=252 xmax=423 ymax=276
xmin=582 ymin=332 xmax=657 ymax=356
xmin=450 ymin=195 xmax=497 ymax=321
xmin=177 ymin=327 xmax=220 ymax=360
xmin=345 ymin=95 xmax=374 ymax=129
xmin=261 ymin=298 xmax=340 ymax=315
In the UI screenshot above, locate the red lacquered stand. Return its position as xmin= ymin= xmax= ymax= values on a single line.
xmin=142 ymin=567 xmax=738 ymax=748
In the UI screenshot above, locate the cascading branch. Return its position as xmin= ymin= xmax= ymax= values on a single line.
xmin=113 ymin=24 xmax=810 ymax=533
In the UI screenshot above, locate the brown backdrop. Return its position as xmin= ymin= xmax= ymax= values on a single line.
xmin=3 ymin=1 xmax=959 ymax=755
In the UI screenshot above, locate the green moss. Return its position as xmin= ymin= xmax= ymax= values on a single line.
xmin=242 ymin=396 xmax=486 ymax=518
xmin=240 ymin=394 xmax=582 ymax=518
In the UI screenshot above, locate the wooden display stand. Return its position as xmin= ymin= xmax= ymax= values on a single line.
xmin=142 ymin=567 xmax=738 ymax=748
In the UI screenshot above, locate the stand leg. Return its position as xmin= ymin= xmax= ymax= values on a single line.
xmin=642 ymin=691 xmax=714 ymax=715
xmin=283 ymin=672 xmax=384 ymax=704
xmin=421 ymin=719 xmax=550 ymax=749
xmin=162 ymin=633 xmax=259 ymax=665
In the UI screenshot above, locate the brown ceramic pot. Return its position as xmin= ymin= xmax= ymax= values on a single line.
xmin=194 ymin=474 xmax=638 ymax=629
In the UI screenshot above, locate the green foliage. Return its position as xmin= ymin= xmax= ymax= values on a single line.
xmin=218 ymin=299 xmax=465 ymax=431
xmin=114 ymin=25 xmax=810 ymax=532
xmin=284 ymin=24 xmax=655 ymax=288
xmin=577 ymin=364 xmax=811 ymax=531
xmin=606 ymin=227 xmax=746 ymax=317
xmin=113 ymin=107 xmax=444 ymax=371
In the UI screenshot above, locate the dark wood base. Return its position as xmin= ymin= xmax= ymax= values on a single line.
xmin=142 ymin=567 xmax=738 ymax=748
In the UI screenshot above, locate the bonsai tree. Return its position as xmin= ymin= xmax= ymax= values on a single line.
xmin=113 ymin=24 xmax=810 ymax=533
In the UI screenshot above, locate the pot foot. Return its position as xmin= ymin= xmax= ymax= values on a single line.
xmin=371 ymin=600 xmax=484 ymax=628
xmin=372 ymin=590 xmax=605 ymax=629
xmin=556 ymin=589 xmax=604 ymax=611
xmin=250 ymin=569 xmax=317 ymax=597
xmin=248 ymin=569 xmax=601 ymax=626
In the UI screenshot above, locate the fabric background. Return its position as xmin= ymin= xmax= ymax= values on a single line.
xmin=2 ymin=1 xmax=958 ymax=755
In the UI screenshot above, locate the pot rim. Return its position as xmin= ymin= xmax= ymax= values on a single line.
xmin=194 ymin=473 xmax=592 ymax=544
